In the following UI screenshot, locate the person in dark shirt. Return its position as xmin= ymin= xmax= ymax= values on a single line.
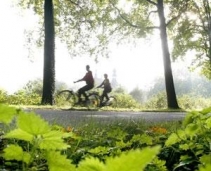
xmin=97 ymin=73 xmax=112 ymax=105
xmin=74 ymin=65 xmax=94 ymax=103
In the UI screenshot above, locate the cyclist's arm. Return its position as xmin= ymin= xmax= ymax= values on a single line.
xmin=74 ymin=78 xmax=83 ymax=83
xmin=97 ymin=81 xmax=104 ymax=88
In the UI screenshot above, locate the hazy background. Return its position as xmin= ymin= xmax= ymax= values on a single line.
xmin=0 ymin=0 xmax=197 ymax=94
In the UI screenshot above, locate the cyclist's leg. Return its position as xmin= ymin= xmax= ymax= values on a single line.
xmin=78 ymin=87 xmax=85 ymax=102
xmin=100 ymin=93 xmax=105 ymax=105
xmin=81 ymin=84 xmax=93 ymax=101
xmin=104 ymin=88 xmax=111 ymax=101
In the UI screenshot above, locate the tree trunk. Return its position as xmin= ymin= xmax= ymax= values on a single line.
xmin=204 ymin=0 xmax=211 ymax=67
xmin=157 ymin=0 xmax=180 ymax=109
xmin=41 ymin=0 xmax=55 ymax=105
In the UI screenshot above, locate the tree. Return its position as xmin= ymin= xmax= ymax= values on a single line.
xmin=156 ymin=0 xmax=179 ymax=108
xmin=130 ymin=87 xmax=144 ymax=103
xmin=103 ymin=0 xmax=179 ymax=108
xmin=170 ymin=0 xmax=211 ymax=79
xmin=41 ymin=0 xmax=55 ymax=105
xmin=17 ymin=0 xmax=115 ymax=105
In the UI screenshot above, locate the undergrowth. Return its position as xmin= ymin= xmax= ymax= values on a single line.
xmin=1 ymin=104 xmax=211 ymax=170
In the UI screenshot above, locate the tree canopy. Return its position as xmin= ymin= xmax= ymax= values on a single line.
xmin=169 ymin=0 xmax=211 ymax=78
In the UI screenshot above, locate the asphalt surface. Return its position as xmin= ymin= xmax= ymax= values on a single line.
xmin=27 ymin=109 xmax=187 ymax=127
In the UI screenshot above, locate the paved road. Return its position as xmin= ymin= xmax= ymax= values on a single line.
xmin=27 ymin=109 xmax=187 ymax=127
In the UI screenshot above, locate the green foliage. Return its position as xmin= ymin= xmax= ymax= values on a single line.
xmin=0 ymin=104 xmax=73 ymax=170
xmin=7 ymin=90 xmax=41 ymax=105
xmin=4 ymin=103 xmax=211 ymax=170
xmin=145 ymin=92 xmax=167 ymax=109
xmin=169 ymin=0 xmax=211 ymax=78
xmin=114 ymin=93 xmax=141 ymax=108
xmin=0 ymin=105 xmax=168 ymax=171
xmin=22 ymin=79 xmax=43 ymax=96
xmin=76 ymin=146 xmax=161 ymax=171
xmin=0 ymin=104 xmax=18 ymax=124
xmin=178 ymin=94 xmax=211 ymax=110
xmin=164 ymin=107 xmax=211 ymax=171
xmin=0 ymin=89 xmax=8 ymax=103
xmin=130 ymin=87 xmax=144 ymax=103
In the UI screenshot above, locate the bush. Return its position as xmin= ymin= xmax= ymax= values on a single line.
xmin=144 ymin=92 xmax=167 ymax=109
xmin=7 ymin=90 xmax=41 ymax=105
xmin=178 ymin=94 xmax=211 ymax=110
xmin=0 ymin=104 xmax=163 ymax=171
xmin=113 ymin=93 xmax=141 ymax=109
xmin=0 ymin=89 xmax=8 ymax=103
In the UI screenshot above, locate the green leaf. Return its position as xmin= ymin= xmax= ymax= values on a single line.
xmin=39 ymin=131 xmax=70 ymax=150
xmin=177 ymin=130 xmax=186 ymax=140
xmin=3 ymin=145 xmax=31 ymax=164
xmin=105 ymin=146 xmax=161 ymax=171
xmin=179 ymin=144 xmax=189 ymax=150
xmin=165 ymin=133 xmax=181 ymax=146
xmin=88 ymin=146 xmax=110 ymax=155
xmin=174 ymin=158 xmax=197 ymax=171
xmin=200 ymin=107 xmax=211 ymax=115
xmin=77 ymin=157 xmax=105 ymax=171
xmin=205 ymin=117 xmax=211 ymax=129
xmin=185 ymin=123 xmax=199 ymax=137
xmin=130 ymin=134 xmax=153 ymax=145
xmin=17 ymin=112 xmax=50 ymax=135
xmin=0 ymin=104 xmax=17 ymax=124
xmin=4 ymin=128 xmax=33 ymax=142
xmin=46 ymin=151 xmax=75 ymax=171
xmin=200 ymin=154 xmax=211 ymax=165
xmin=199 ymin=164 xmax=211 ymax=171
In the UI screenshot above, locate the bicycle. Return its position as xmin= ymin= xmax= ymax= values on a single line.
xmin=97 ymin=90 xmax=118 ymax=108
xmin=55 ymin=89 xmax=100 ymax=109
xmin=55 ymin=88 xmax=117 ymax=109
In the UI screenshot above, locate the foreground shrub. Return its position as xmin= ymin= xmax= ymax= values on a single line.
xmin=0 ymin=104 xmax=162 ymax=171
xmin=0 ymin=104 xmax=74 ymax=170
xmin=164 ymin=107 xmax=211 ymax=171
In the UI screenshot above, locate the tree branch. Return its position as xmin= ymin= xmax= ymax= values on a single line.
xmin=146 ymin=0 xmax=157 ymax=6
xmin=166 ymin=0 xmax=192 ymax=27
xmin=109 ymin=1 xmax=140 ymax=29
xmin=68 ymin=0 xmax=79 ymax=6
xmin=146 ymin=26 xmax=160 ymax=29
xmin=147 ymin=10 xmax=158 ymax=20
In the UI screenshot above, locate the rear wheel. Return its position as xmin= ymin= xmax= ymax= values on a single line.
xmin=55 ymin=90 xmax=77 ymax=109
xmin=87 ymin=94 xmax=100 ymax=108
xmin=108 ymin=96 xmax=117 ymax=108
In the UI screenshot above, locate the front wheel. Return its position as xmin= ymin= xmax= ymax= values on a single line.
xmin=55 ymin=90 xmax=77 ymax=109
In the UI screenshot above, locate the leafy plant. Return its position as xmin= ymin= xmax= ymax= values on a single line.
xmin=0 ymin=104 xmax=165 ymax=171
xmin=0 ymin=104 xmax=73 ymax=170
xmin=164 ymin=107 xmax=211 ymax=171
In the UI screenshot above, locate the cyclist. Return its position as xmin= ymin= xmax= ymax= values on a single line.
xmin=97 ymin=73 xmax=112 ymax=106
xmin=74 ymin=65 xmax=94 ymax=104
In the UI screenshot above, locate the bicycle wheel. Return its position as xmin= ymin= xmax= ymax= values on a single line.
xmin=55 ymin=90 xmax=77 ymax=109
xmin=108 ymin=96 xmax=117 ymax=107
xmin=87 ymin=93 xmax=100 ymax=108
